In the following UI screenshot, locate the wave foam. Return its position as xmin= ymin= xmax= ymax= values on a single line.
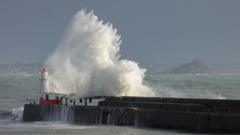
xmin=46 ymin=10 xmax=155 ymax=97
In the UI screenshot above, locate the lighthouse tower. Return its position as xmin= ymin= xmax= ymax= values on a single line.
xmin=39 ymin=67 xmax=60 ymax=105
xmin=40 ymin=67 xmax=49 ymax=97
xmin=39 ymin=67 xmax=49 ymax=105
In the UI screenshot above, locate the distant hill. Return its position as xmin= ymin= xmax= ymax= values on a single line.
xmin=0 ymin=63 xmax=42 ymax=74
xmin=165 ymin=59 xmax=213 ymax=74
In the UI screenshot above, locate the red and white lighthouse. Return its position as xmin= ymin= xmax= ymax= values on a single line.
xmin=39 ymin=67 xmax=60 ymax=105
xmin=40 ymin=67 xmax=49 ymax=97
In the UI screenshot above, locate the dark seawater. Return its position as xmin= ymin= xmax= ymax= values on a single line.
xmin=1 ymin=72 xmax=239 ymax=135
xmin=146 ymin=73 xmax=240 ymax=99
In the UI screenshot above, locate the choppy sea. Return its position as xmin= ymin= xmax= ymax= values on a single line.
xmin=1 ymin=72 xmax=240 ymax=135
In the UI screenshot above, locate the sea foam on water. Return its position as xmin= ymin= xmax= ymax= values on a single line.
xmin=46 ymin=10 xmax=155 ymax=97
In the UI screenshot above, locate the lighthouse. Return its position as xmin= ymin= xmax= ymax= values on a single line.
xmin=39 ymin=67 xmax=50 ymax=105
xmin=39 ymin=67 xmax=60 ymax=105
xmin=40 ymin=67 xmax=49 ymax=97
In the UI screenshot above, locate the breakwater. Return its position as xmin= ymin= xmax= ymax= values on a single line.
xmin=23 ymin=96 xmax=240 ymax=133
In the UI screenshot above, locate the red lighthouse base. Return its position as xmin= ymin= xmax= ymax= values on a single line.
xmin=39 ymin=97 xmax=60 ymax=105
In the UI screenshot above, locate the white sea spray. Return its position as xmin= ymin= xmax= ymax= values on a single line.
xmin=46 ymin=10 xmax=155 ymax=97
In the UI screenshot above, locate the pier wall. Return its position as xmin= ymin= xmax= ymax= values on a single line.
xmin=74 ymin=106 xmax=99 ymax=124
xmin=23 ymin=97 xmax=240 ymax=133
xmin=23 ymin=104 xmax=42 ymax=121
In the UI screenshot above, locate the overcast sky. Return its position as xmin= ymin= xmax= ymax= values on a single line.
xmin=0 ymin=0 xmax=239 ymax=64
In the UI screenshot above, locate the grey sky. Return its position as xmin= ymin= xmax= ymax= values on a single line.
xmin=0 ymin=0 xmax=239 ymax=64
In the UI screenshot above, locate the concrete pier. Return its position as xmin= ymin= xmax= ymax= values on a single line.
xmin=23 ymin=96 xmax=240 ymax=133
